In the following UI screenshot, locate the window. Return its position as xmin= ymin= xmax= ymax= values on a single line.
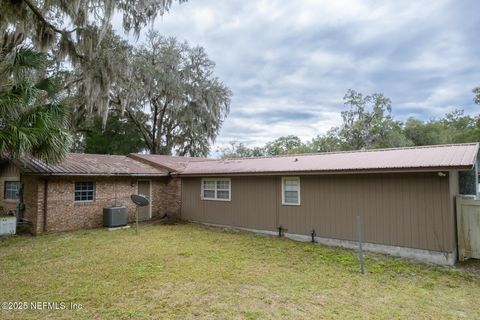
xmin=201 ymin=178 xmax=231 ymax=201
xmin=282 ymin=177 xmax=300 ymax=205
xmin=4 ymin=181 xmax=20 ymax=200
xmin=74 ymin=182 xmax=95 ymax=202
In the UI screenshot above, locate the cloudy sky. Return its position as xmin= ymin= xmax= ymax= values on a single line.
xmin=120 ymin=0 xmax=480 ymax=149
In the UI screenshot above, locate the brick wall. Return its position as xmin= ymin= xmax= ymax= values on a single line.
xmin=0 ymin=164 xmax=47 ymax=236
xmin=0 ymin=161 xmax=183 ymax=234
xmin=39 ymin=176 xmax=181 ymax=233
xmin=152 ymin=177 xmax=181 ymax=216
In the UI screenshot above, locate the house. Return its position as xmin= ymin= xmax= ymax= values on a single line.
xmin=1 ymin=143 xmax=478 ymax=265
xmin=0 ymin=154 xmax=192 ymax=234
xmin=171 ymin=143 xmax=478 ymax=265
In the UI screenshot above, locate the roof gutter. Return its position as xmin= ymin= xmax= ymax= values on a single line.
xmin=172 ymin=165 xmax=474 ymax=177
xmin=21 ymin=173 xmax=170 ymax=177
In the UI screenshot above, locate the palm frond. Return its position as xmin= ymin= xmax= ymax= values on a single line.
xmin=0 ymin=47 xmax=71 ymax=163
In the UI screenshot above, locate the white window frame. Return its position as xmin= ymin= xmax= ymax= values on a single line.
xmin=281 ymin=177 xmax=301 ymax=206
xmin=201 ymin=178 xmax=231 ymax=201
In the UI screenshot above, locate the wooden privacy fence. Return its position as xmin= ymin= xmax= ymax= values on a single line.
xmin=456 ymin=195 xmax=480 ymax=261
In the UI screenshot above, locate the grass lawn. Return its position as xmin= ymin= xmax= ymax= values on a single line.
xmin=1 ymin=223 xmax=479 ymax=319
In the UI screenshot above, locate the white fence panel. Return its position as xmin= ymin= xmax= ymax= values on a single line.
xmin=456 ymin=195 xmax=480 ymax=261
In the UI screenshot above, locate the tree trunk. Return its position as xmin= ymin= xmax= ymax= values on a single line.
xmin=151 ymin=101 xmax=159 ymax=154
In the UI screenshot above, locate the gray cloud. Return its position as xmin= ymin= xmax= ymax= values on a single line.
xmin=114 ymin=0 xmax=480 ymax=148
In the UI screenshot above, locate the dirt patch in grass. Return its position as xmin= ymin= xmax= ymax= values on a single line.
xmin=1 ymin=223 xmax=479 ymax=319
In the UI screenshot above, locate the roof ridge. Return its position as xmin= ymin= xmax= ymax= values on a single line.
xmin=219 ymin=142 xmax=480 ymax=161
xmin=129 ymin=153 xmax=215 ymax=163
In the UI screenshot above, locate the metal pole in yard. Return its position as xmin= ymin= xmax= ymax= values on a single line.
xmin=357 ymin=215 xmax=364 ymax=274
xmin=131 ymin=194 xmax=148 ymax=235
xmin=135 ymin=206 xmax=139 ymax=235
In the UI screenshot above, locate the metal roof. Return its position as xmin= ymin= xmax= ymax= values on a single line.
xmin=128 ymin=153 xmax=214 ymax=172
xmin=177 ymin=143 xmax=479 ymax=176
xmin=13 ymin=143 xmax=479 ymax=177
xmin=16 ymin=153 xmax=168 ymax=176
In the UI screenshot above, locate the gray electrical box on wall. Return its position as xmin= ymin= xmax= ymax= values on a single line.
xmin=103 ymin=206 xmax=127 ymax=227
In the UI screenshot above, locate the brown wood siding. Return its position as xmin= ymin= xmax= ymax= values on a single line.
xmin=181 ymin=172 xmax=455 ymax=252
xmin=181 ymin=177 xmax=278 ymax=231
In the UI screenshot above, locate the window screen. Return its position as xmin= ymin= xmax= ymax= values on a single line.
xmin=202 ymin=179 xmax=231 ymax=201
xmin=4 ymin=181 xmax=20 ymax=200
xmin=282 ymin=177 xmax=300 ymax=205
xmin=74 ymin=182 xmax=95 ymax=202
xmin=202 ymin=180 xmax=216 ymax=199
xmin=216 ymin=180 xmax=230 ymax=199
